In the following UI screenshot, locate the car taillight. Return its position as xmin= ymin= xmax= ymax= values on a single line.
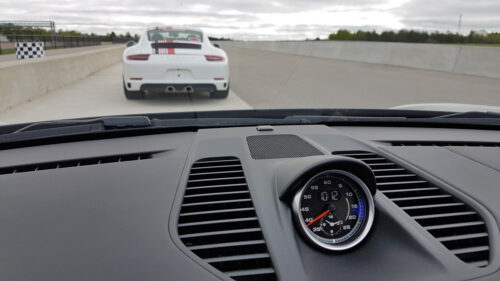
xmin=205 ymin=55 xmax=225 ymax=62
xmin=126 ymin=54 xmax=150 ymax=61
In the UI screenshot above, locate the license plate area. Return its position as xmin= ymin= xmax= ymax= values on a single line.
xmin=165 ymin=69 xmax=193 ymax=80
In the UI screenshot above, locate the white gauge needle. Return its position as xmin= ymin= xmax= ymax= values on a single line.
xmin=324 ymin=220 xmax=342 ymax=227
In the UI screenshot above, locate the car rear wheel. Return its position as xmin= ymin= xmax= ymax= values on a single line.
xmin=123 ymin=80 xmax=145 ymax=99
xmin=210 ymin=85 xmax=229 ymax=99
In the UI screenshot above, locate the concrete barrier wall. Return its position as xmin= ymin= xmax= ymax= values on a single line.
xmin=0 ymin=45 xmax=125 ymax=112
xmin=221 ymin=41 xmax=500 ymax=79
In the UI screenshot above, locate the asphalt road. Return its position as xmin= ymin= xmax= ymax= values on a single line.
xmin=1 ymin=45 xmax=500 ymax=124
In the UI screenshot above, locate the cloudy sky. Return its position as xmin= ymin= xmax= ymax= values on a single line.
xmin=1 ymin=0 xmax=499 ymax=40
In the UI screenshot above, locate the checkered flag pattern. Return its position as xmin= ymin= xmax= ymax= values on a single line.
xmin=15 ymin=42 xmax=45 ymax=60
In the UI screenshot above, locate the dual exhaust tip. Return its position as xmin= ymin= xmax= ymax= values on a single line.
xmin=165 ymin=86 xmax=194 ymax=93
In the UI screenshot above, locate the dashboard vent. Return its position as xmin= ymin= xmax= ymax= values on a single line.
xmin=333 ymin=150 xmax=490 ymax=268
xmin=178 ymin=156 xmax=277 ymax=281
xmin=0 ymin=152 xmax=159 ymax=175
xmin=386 ymin=141 xmax=500 ymax=147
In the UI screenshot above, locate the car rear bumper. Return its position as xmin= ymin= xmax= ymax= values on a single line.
xmin=141 ymin=83 xmax=217 ymax=93
xmin=124 ymin=80 xmax=228 ymax=92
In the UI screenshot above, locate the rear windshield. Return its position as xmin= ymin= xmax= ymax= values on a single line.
xmin=147 ymin=29 xmax=203 ymax=42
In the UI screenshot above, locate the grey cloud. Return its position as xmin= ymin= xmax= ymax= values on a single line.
xmin=1 ymin=0 xmax=499 ymax=40
xmin=393 ymin=0 xmax=500 ymax=32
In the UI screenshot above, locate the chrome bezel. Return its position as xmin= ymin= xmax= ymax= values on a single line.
xmin=292 ymin=169 xmax=375 ymax=252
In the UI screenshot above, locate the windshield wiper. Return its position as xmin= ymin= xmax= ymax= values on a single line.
xmin=0 ymin=116 xmax=303 ymax=145
xmin=434 ymin=111 xmax=500 ymax=119
xmin=0 ymin=116 xmax=152 ymax=143
xmin=12 ymin=116 xmax=152 ymax=133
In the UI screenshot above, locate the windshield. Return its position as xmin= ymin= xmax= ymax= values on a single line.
xmin=147 ymin=29 xmax=203 ymax=42
xmin=0 ymin=1 xmax=499 ymax=124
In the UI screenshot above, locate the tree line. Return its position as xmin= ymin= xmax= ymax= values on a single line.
xmin=0 ymin=26 xmax=139 ymax=41
xmin=0 ymin=26 xmax=235 ymax=42
xmin=328 ymin=29 xmax=500 ymax=44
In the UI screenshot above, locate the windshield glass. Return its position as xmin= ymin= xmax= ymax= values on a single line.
xmin=147 ymin=29 xmax=203 ymax=42
xmin=0 ymin=1 xmax=499 ymax=124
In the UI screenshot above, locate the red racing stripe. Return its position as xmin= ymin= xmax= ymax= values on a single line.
xmin=167 ymin=40 xmax=175 ymax=54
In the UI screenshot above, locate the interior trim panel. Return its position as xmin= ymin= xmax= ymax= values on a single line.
xmin=0 ymin=125 xmax=499 ymax=281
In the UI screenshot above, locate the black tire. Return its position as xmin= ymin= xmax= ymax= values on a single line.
xmin=210 ymin=87 xmax=229 ymax=99
xmin=123 ymin=80 xmax=145 ymax=99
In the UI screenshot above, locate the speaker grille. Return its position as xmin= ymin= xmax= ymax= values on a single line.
xmin=247 ymin=135 xmax=323 ymax=159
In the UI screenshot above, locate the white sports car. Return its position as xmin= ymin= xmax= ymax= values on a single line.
xmin=122 ymin=27 xmax=229 ymax=99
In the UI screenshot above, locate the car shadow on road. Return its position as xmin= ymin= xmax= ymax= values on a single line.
xmin=128 ymin=91 xmax=224 ymax=106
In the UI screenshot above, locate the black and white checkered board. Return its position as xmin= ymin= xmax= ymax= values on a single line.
xmin=15 ymin=42 xmax=45 ymax=60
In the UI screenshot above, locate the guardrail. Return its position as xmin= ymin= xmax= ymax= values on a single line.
xmin=0 ymin=35 xmax=100 ymax=54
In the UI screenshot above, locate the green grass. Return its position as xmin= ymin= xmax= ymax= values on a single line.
xmin=0 ymin=48 xmax=16 ymax=55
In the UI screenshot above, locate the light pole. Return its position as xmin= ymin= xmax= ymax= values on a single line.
xmin=458 ymin=14 xmax=463 ymax=34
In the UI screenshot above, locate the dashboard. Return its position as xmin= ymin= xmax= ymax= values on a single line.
xmin=1 ymin=124 xmax=500 ymax=280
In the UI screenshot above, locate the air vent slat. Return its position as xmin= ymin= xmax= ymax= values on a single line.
xmin=451 ymin=246 xmax=490 ymax=255
xmin=179 ymin=217 xmax=258 ymax=228
xmin=181 ymin=198 xmax=252 ymax=207
xmin=469 ymin=260 xmax=490 ymax=267
xmin=376 ymin=174 xmax=417 ymax=180
xmin=205 ymin=253 xmax=270 ymax=263
xmin=333 ymin=150 xmax=490 ymax=268
xmin=391 ymin=194 xmax=452 ymax=202
xmin=184 ymin=190 xmax=250 ymax=199
xmin=178 ymin=157 xmax=276 ymax=280
xmin=193 ymin=158 xmax=242 ymax=164
xmin=413 ymin=211 xmax=477 ymax=220
xmin=226 ymin=268 xmax=276 ymax=278
xmin=413 ymin=211 xmax=476 ymax=220
xmin=192 ymin=159 xmax=241 ymax=167
xmin=0 ymin=152 xmax=159 ymax=175
xmin=377 ymin=180 xmax=428 ymax=187
xmin=372 ymin=168 xmax=406 ymax=173
xmin=335 ymin=152 xmax=376 ymax=157
xmin=188 ymin=240 xmax=266 ymax=251
xmin=189 ymin=170 xmax=243 ymax=176
xmin=438 ymin=233 xmax=488 ymax=242
xmin=185 ymin=183 xmax=247 ymax=191
xmin=366 ymin=163 xmax=397 ymax=168
xmin=185 ymin=185 xmax=248 ymax=196
xmin=401 ymin=202 xmax=465 ymax=211
xmin=180 ymin=207 xmax=255 ymax=217
xmin=381 ymin=187 xmax=439 ymax=194
xmin=191 ymin=164 xmax=242 ymax=170
xmin=424 ymin=221 xmax=485 ymax=231
xmin=188 ymin=176 xmax=246 ymax=183
xmin=179 ymin=227 xmax=262 ymax=239
xmin=358 ymin=157 xmax=387 ymax=163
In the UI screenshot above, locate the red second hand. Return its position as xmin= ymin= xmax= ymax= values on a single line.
xmin=306 ymin=209 xmax=331 ymax=227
